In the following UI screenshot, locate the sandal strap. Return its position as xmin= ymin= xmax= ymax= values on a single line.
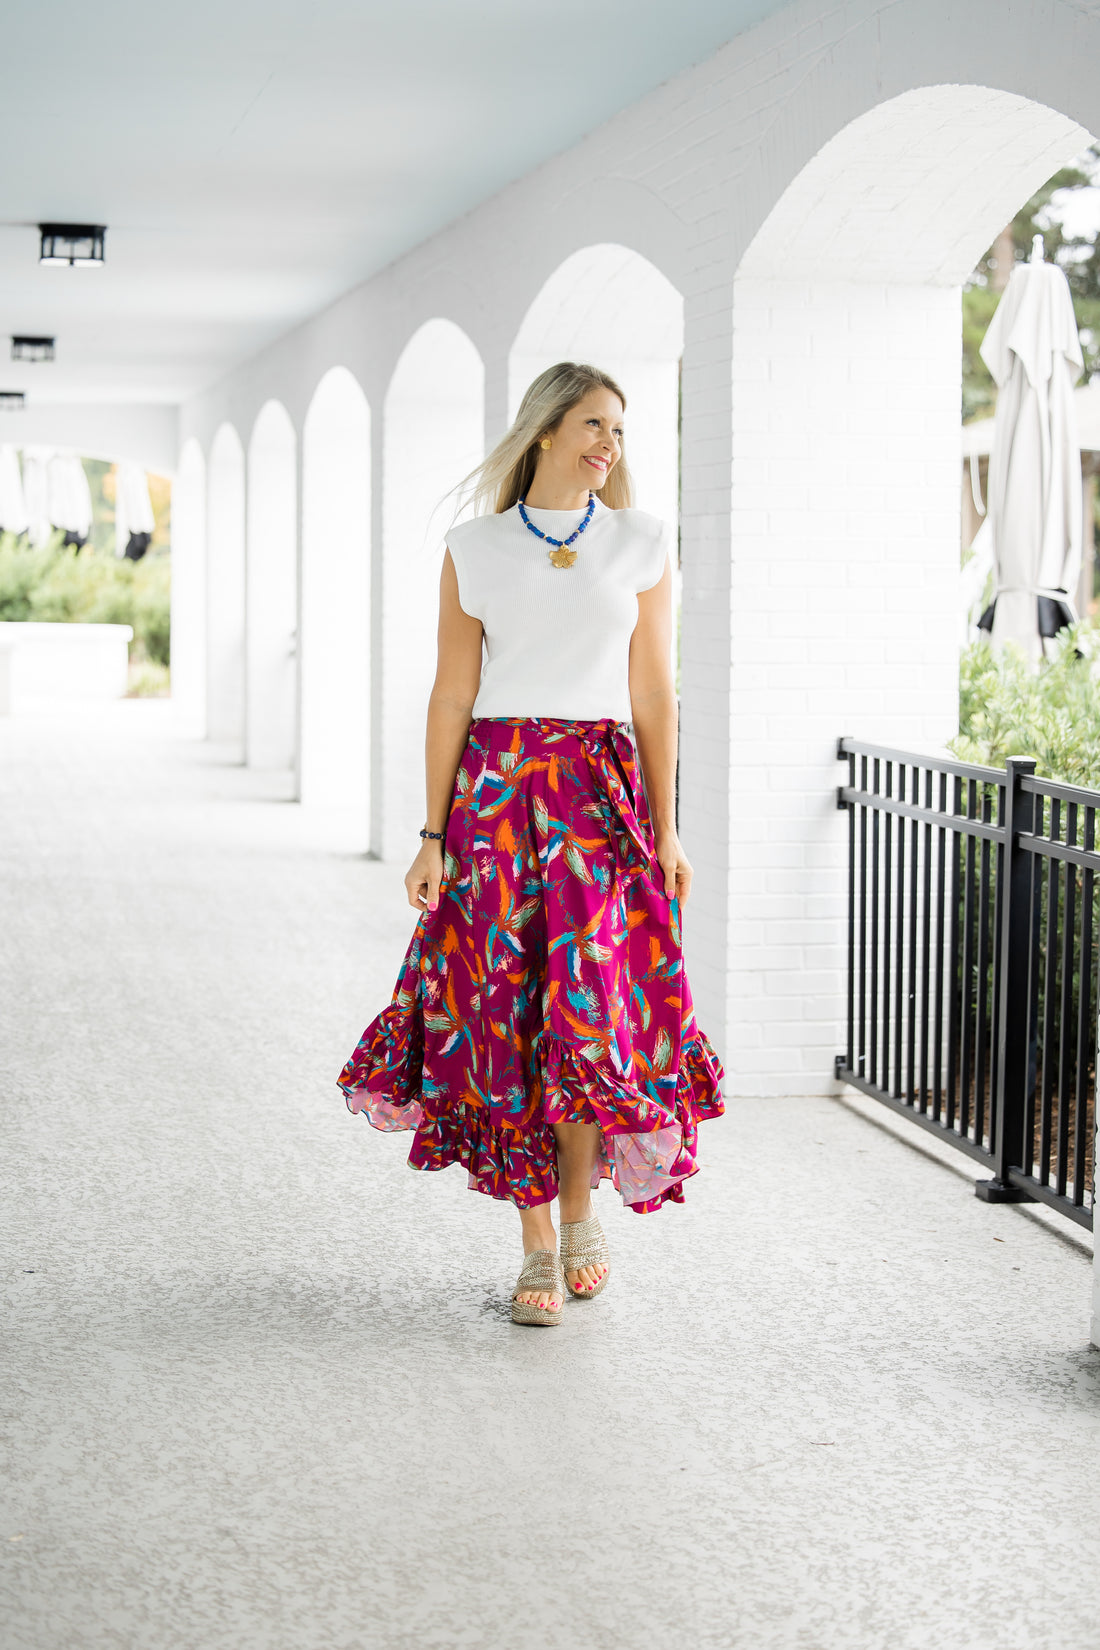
xmin=559 ymin=1216 xmax=610 ymax=1270
xmin=513 ymin=1249 xmax=565 ymax=1299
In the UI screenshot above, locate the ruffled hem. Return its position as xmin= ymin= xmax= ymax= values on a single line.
xmin=338 ymin=1009 xmax=725 ymax=1213
xmin=339 ymin=998 xmax=425 ymax=1130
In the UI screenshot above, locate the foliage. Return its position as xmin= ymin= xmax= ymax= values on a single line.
xmin=948 ymin=620 xmax=1100 ymax=787
xmin=131 ymin=552 xmax=171 ymax=666
xmin=961 ymin=285 xmax=1001 ymax=425
xmin=0 ymin=537 xmax=171 ymax=666
xmin=125 ymin=657 xmax=171 ymax=698
xmin=962 ymin=141 xmax=1100 ymax=424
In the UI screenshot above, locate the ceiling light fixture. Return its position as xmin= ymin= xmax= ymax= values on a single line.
xmin=38 ymin=223 xmax=106 ymax=267
xmin=12 ymin=336 xmax=55 ymax=363
xmin=0 ymin=391 xmax=26 ymax=410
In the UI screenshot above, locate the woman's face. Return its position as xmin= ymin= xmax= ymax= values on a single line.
xmin=543 ymin=388 xmax=624 ymax=491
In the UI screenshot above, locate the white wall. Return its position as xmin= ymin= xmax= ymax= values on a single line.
xmin=178 ymin=0 xmax=1100 ymax=1098
xmin=0 ymin=403 xmax=178 ymax=475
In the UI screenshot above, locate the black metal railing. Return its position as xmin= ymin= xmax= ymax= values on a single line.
xmin=836 ymin=737 xmax=1096 ymax=1231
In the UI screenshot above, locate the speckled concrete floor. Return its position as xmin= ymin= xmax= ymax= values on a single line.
xmin=2 ymin=699 xmax=1099 ymax=1650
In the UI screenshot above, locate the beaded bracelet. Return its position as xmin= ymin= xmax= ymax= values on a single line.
xmin=419 ymin=828 xmax=444 ymax=840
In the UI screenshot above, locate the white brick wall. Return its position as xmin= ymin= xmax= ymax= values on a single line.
xmin=175 ymin=0 xmax=1100 ymax=1093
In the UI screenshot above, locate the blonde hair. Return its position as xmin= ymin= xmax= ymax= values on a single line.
xmin=460 ymin=361 xmax=633 ymax=516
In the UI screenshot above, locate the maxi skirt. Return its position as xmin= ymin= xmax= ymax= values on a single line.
xmin=337 ymin=716 xmax=725 ymax=1212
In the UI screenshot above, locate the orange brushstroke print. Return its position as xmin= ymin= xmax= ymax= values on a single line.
xmin=338 ymin=717 xmax=724 ymax=1212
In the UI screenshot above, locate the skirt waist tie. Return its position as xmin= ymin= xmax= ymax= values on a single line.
xmin=573 ymin=721 xmax=653 ymax=879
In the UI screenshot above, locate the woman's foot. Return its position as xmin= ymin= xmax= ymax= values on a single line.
xmin=558 ymin=1199 xmax=609 ymax=1294
xmin=553 ymin=1123 xmax=609 ymax=1294
xmin=515 ymin=1208 xmax=563 ymax=1311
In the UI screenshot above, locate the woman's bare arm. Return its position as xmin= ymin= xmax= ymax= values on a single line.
xmin=628 ymin=556 xmax=692 ymax=903
xmin=405 ymin=549 xmax=484 ymax=912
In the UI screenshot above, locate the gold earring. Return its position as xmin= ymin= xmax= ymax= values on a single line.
xmin=540 ymin=438 xmax=552 ymax=450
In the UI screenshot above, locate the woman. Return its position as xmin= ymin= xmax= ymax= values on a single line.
xmin=338 ymin=361 xmax=724 ymax=1327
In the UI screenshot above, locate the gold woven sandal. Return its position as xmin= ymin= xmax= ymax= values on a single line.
xmin=510 ymin=1248 xmax=566 ymax=1327
xmin=559 ymin=1214 xmax=610 ymax=1299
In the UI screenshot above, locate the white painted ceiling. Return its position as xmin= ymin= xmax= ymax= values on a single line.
xmin=1 ymin=0 xmax=791 ymax=407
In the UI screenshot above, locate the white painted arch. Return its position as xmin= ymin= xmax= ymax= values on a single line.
xmin=246 ymin=400 xmax=298 ymax=774
xmin=708 ymin=84 xmax=1095 ymax=1097
xmin=378 ymin=319 xmax=484 ymax=860
xmin=300 ymin=367 xmax=372 ymax=841
xmin=170 ymin=438 xmax=206 ymax=739
xmin=206 ymin=423 xmax=247 ymax=751
xmin=509 ymin=244 xmax=683 ymax=528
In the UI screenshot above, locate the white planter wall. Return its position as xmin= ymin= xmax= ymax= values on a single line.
xmin=0 ymin=622 xmax=132 ymax=706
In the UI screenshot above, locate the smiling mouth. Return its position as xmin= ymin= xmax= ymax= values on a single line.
xmin=584 ymin=456 xmax=608 ymax=470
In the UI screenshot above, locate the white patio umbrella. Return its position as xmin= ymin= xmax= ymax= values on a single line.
xmin=114 ymin=461 xmax=155 ymax=559
xmin=21 ymin=447 xmax=53 ymax=547
xmin=977 ymin=236 xmax=1084 ymax=664
xmin=0 ymin=444 xmax=28 ymax=536
xmin=47 ymin=452 xmax=93 ymax=546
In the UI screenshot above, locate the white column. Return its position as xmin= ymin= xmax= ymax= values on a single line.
xmin=206 ymin=425 xmax=247 ymax=751
xmin=170 ymin=439 xmax=207 ymax=738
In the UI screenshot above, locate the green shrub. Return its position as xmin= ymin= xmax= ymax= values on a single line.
xmin=28 ymin=545 xmax=134 ymax=625
xmin=0 ymin=533 xmax=55 ymax=619
xmin=131 ymin=552 xmax=171 ymax=666
xmin=948 ymin=620 xmax=1100 ymax=787
xmin=125 ymin=657 xmax=171 ymax=697
xmin=0 ymin=538 xmax=171 ymax=666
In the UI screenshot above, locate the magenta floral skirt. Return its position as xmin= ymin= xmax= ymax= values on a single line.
xmin=338 ymin=716 xmax=724 ymax=1212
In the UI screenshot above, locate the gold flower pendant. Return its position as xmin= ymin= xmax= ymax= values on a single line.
xmin=549 ymin=546 xmax=577 ymax=569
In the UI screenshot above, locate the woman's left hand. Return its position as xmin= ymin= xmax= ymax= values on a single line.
xmin=653 ymin=828 xmax=693 ymax=904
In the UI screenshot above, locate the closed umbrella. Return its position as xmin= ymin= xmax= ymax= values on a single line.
xmin=48 ymin=452 xmax=93 ymax=548
xmin=114 ymin=461 xmax=155 ymax=560
xmin=0 ymin=445 xmax=27 ymax=536
xmin=21 ymin=448 xmax=52 ymax=547
xmin=977 ymin=236 xmax=1084 ymax=664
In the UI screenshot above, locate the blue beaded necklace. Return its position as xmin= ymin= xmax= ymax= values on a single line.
xmin=518 ymin=491 xmax=595 ymax=569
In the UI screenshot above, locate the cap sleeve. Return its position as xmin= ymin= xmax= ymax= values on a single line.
xmin=636 ymin=514 xmax=673 ymax=593
xmin=444 ymin=524 xmax=479 ymax=620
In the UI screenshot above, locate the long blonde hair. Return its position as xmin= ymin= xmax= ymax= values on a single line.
xmin=461 ymin=362 xmax=633 ymax=516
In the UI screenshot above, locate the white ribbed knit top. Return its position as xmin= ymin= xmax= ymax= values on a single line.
xmin=445 ymin=497 xmax=671 ymax=721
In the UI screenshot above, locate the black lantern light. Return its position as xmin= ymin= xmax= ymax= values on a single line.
xmin=0 ymin=391 xmax=26 ymax=410
xmin=38 ymin=224 xmax=106 ymax=267
xmin=12 ymin=336 xmax=55 ymax=363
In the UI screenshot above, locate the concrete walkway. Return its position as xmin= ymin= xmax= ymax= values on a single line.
xmin=2 ymin=699 xmax=1098 ymax=1650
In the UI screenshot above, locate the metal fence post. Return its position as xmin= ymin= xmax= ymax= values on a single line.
xmin=976 ymin=754 xmax=1038 ymax=1204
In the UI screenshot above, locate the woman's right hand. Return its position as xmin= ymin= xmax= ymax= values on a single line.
xmin=405 ymin=841 xmax=444 ymax=912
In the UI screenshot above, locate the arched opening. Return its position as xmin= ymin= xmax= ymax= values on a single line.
xmin=300 ymin=367 xmax=371 ymax=841
xmin=378 ymin=319 xmax=484 ymax=859
xmin=170 ymin=438 xmax=207 ymax=738
xmin=206 ymin=423 xmax=246 ymax=751
xmin=509 ymin=243 xmax=684 ymax=681
xmin=246 ymin=401 xmax=298 ymax=773
xmin=509 ymin=244 xmax=683 ymax=522
xmin=715 ymin=84 xmax=1093 ymax=1095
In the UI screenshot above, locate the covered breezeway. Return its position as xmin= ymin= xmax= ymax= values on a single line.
xmin=2 ymin=697 xmax=1096 ymax=1649
xmin=6 ymin=3 xmax=1100 ymax=1645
